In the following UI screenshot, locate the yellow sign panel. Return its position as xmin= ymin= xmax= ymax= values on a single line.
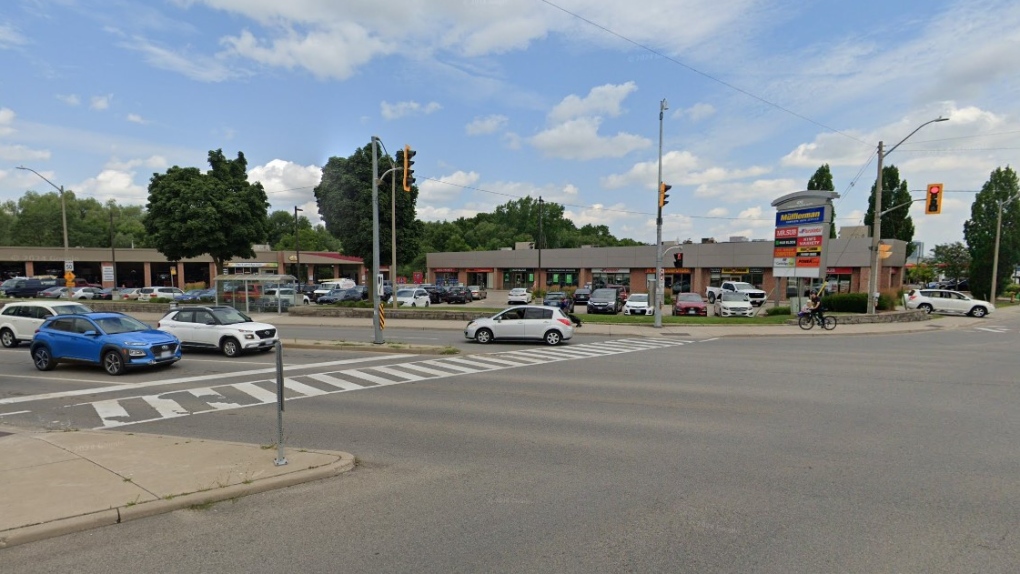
xmin=64 ymin=271 xmax=75 ymax=282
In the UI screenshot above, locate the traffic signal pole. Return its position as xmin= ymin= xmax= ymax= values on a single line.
xmin=654 ymin=99 xmax=667 ymax=328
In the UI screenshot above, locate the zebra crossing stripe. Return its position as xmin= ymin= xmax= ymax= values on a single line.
xmin=343 ymin=369 xmax=403 ymax=385
xmin=234 ymin=382 xmax=278 ymax=403
xmin=441 ymin=357 xmax=507 ymax=370
xmin=283 ymin=378 xmax=330 ymax=396
xmin=459 ymin=355 xmax=528 ymax=367
xmin=305 ymin=373 xmax=368 ymax=390
xmin=370 ymin=366 xmax=427 ymax=381
xmin=390 ymin=362 xmax=461 ymax=377
xmin=419 ymin=360 xmax=480 ymax=373
xmin=92 ymin=400 xmax=130 ymax=423
xmin=492 ymin=352 xmax=547 ymax=364
xmin=142 ymin=396 xmax=189 ymax=419
xmin=188 ymin=388 xmax=242 ymax=410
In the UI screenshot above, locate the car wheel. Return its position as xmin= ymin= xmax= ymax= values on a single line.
xmin=544 ymin=330 xmax=562 ymax=346
xmin=32 ymin=345 xmax=56 ymax=371
xmin=411 ymin=302 xmax=416 ymax=307
xmin=918 ymin=303 xmax=933 ymax=314
xmin=708 ymin=293 xmax=716 ymax=304
xmin=425 ymin=301 xmax=430 ymax=307
xmin=970 ymin=306 xmax=988 ymax=317
xmin=103 ymin=351 xmax=125 ymax=376
xmin=0 ymin=328 xmax=18 ymax=348
xmin=474 ymin=328 xmax=493 ymax=344
xmin=221 ymin=337 xmax=242 ymax=357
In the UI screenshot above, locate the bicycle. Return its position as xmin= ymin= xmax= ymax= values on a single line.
xmin=797 ymin=310 xmax=836 ymax=330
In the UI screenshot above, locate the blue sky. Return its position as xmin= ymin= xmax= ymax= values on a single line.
xmin=1 ymin=0 xmax=1018 ymax=254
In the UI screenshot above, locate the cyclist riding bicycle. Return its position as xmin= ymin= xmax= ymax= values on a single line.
xmin=806 ymin=290 xmax=825 ymax=325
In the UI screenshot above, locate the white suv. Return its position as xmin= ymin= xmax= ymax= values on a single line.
xmin=157 ymin=305 xmax=278 ymax=357
xmin=137 ymin=286 xmax=185 ymax=302
xmin=0 ymin=301 xmax=93 ymax=347
xmin=904 ymin=289 xmax=994 ymax=317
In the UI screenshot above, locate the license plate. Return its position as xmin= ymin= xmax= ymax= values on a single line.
xmin=688 ymin=309 xmax=697 ymax=314
xmin=159 ymin=350 xmax=172 ymax=358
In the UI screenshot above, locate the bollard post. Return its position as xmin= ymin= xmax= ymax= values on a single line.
xmin=273 ymin=339 xmax=287 ymax=466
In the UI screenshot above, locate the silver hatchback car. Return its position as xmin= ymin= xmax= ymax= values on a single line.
xmin=465 ymin=305 xmax=574 ymax=345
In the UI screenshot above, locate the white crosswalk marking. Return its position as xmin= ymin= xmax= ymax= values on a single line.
xmin=974 ymin=326 xmax=1009 ymax=333
xmin=81 ymin=337 xmax=698 ymax=429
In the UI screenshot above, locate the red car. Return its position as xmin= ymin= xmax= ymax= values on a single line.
xmin=673 ymin=292 xmax=707 ymax=316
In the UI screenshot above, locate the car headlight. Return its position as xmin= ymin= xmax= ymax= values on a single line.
xmin=123 ymin=341 xmax=146 ymax=346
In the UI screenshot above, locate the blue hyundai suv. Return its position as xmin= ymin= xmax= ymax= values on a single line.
xmin=29 ymin=312 xmax=182 ymax=376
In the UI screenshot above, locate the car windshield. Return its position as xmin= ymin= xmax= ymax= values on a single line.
xmin=592 ymin=289 xmax=617 ymax=299
xmin=731 ymin=282 xmax=755 ymax=291
xmin=96 ymin=315 xmax=151 ymax=334
xmin=722 ymin=292 xmax=749 ymax=301
xmin=51 ymin=304 xmax=92 ymax=315
xmin=629 ymin=294 xmax=648 ymax=303
xmin=210 ymin=308 xmax=253 ymax=325
xmin=677 ymin=294 xmax=702 ymax=302
xmin=397 ymin=289 xmax=414 ymax=297
xmin=545 ymin=292 xmax=564 ymax=299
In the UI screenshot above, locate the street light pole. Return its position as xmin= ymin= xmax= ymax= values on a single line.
xmin=867 ymin=117 xmax=948 ymax=314
xmin=17 ymin=166 xmax=71 ymax=299
xmin=294 ymin=206 xmax=303 ymax=284
xmin=654 ymin=98 xmax=667 ymax=328
xmin=991 ymin=189 xmax=1020 ymax=303
xmin=537 ymin=196 xmax=544 ymax=292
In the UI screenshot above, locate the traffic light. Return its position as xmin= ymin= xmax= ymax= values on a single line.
xmin=925 ymin=183 xmax=943 ymax=214
xmin=402 ymin=144 xmax=416 ymax=192
xmin=672 ymin=252 xmax=683 ymax=267
xmin=658 ymin=182 xmax=671 ymax=208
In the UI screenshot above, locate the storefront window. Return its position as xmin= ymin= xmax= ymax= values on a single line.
xmin=591 ymin=272 xmax=629 ymax=289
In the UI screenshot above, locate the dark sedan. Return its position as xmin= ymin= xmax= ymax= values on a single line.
xmin=543 ymin=291 xmax=574 ymax=313
xmin=316 ymin=288 xmax=361 ymax=304
xmin=444 ymin=286 xmax=472 ymax=304
xmin=572 ymin=288 xmax=591 ymax=306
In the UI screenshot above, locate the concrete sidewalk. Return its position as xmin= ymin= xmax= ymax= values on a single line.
xmin=1 ymin=307 xmax=1005 ymax=549
xmin=0 ymin=428 xmax=353 ymax=549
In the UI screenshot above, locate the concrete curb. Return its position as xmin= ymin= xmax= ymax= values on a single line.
xmin=0 ymin=451 xmax=354 ymax=549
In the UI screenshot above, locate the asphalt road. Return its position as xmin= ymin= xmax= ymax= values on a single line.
xmin=3 ymin=313 xmax=1019 ymax=572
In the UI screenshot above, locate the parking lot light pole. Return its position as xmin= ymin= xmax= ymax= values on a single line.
xmin=294 ymin=206 xmax=303 ymax=285
xmin=867 ymin=117 xmax=948 ymax=314
xmin=17 ymin=166 xmax=71 ymax=299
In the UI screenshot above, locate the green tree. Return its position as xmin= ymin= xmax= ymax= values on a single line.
xmin=864 ymin=165 xmax=915 ymax=256
xmin=806 ymin=164 xmax=837 ymax=238
xmin=315 ymin=143 xmax=424 ymax=272
xmin=963 ymin=166 xmax=1020 ymax=299
xmin=143 ymin=149 xmax=270 ymax=273
xmin=0 ymin=200 xmax=14 ymax=245
xmin=930 ymin=242 xmax=971 ymax=285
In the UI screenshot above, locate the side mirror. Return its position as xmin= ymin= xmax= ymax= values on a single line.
xmin=83 ymin=330 xmax=99 ymax=337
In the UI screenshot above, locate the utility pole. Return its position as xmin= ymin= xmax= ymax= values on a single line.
xmin=109 ymin=210 xmax=117 ymax=289
xmin=537 ymin=196 xmax=544 ymax=292
xmin=991 ymin=188 xmax=1020 ymax=303
xmin=371 ymin=137 xmax=383 ymax=344
xmin=294 ymin=205 xmax=303 ymax=284
xmin=868 ymin=141 xmax=884 ymax=315
xmin=391 ymin=169 xmax=398 ymax=309
xmin=654 ymin=98 xmax=667 ymax=328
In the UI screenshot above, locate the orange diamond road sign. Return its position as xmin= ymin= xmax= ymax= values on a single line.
xmin=64 ymin=271 xmax=75 ymax=282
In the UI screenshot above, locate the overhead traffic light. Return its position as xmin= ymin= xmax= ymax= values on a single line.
xmin=672 ymin=252 xmax=683 ymax=268
xmin=402 ymin=145 xmax=416 ymax=192
xmin=658 ymin=182 xmax=671 ymax=208
xmin=925 ymin=183 xmax=943 ymax=214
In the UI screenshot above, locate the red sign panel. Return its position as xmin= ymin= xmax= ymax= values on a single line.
xmin=826 ymin=267 xmax=852 ymax=274
xmin=796 ymin=256 xmax=821 ymax=267
xmin=775 ymin=227 xmax=799 ymax=238
xmin=797 ymin=236 xmax=822 ymax=247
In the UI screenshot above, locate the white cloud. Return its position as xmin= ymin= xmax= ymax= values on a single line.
xmin=90 ymin=94 xmax=113 ymax=110
xmin=0 ymin=107 xmax=15 ymax=137
xmin=380 ymin=100 xmax=442 ymax=120
xmin=76 ymin=169 xmax=149 ymax=204
xmin=122 ymin=37 xmax=242 ymax=82
xmin=0 ymin=144 xmax=51 ymax=162
xmin=247 ymin=159 xmax=323 ymax=215
xmin=502 ymin=131 xmax=522 ymax=149
xmin=672 ymin=102 xmax=716 ymax=122
xmin=0 ymin=22 xmax=27 ymax=48
xmin=694 ymin=178 xmax=801 ymax=202
xmin=126 ymin=113 xmax=148 ymax=124
xmin=420 ymin=170 xmax=479 ymax=203
xmin=465 ymin=114 xmax=508 ymax=135
xmin=547 ymin=82 xmax=637 ymax=123
xmin=601 ymin=150 xmax=699 ymax=189
xmin=530 ymin=117 xmax=650 ymax=160
xmin=56 ymin=94 xmax=80 ymax=107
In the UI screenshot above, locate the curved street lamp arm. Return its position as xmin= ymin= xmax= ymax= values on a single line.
xmin=885 ymin=117 xmax=949 ymax=157
xmin=16 ymin=166 xmax=63 ymax=194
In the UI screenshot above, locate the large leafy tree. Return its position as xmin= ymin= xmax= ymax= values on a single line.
xmin=864 ymin=165 xmax=915 ymax=256
xmin=0 ymin=200 xmax=14 ymax=245
xmin=143 ymin=150 xmax=270 ymax=272
xmin=315 ymin=143 xmax=424 ymax=271
xmin=930 ymin=242 xmax=971 ymax=285
xmin=806 ymin=164 xmax=837 ymax=238
xmin=963 ymin=166 xmax=1020 ymax=299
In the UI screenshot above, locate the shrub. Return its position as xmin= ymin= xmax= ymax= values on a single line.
xmin=820 ymin=293 xmax=868 ymax=313
xmin=765 ymin=306 xmax=791 ymax=316
xmin=533 ymin=289 xmax=546 ymax=300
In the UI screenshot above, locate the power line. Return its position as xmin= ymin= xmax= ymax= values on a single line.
xmin=536 ymin=0 xmax=870 ymax=147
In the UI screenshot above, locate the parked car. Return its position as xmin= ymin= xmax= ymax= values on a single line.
xmin=158 ymin=305 xmax=278 ymax=357
xmin=396 ymin=288 xmax=431 ymax=307
xmin=464 ymin=305 xmax=574 ymax=346
xmin=2 ymin=278 xmax=58 ymax=298
xmin=176 ymin=288 xmax=216 ymax=304
xmin=71 ymin=287 xmax=104 ymax=300
xmin=572 ymin=288 xmax=591 ymax=306
xmin=95 ymin=287 xmax=118 ymax=300
xmin=507 ymin=288 xmax=532 ymax=305
xmin=137 ymin=286 xmax=185 ymax=302
xmin=468 ymin=285 xmax=488 ymax=300
xmin=263 ymin=288 xmax=311 ymax=306
xmin=587 ymin=287 xmax=624 ymax=314
xmin=673 ymin=292 xmax=707 ymax=316
xmin=29 ymin=312 xmax=182 ymax=375
xmin=0 ymin=300 xmax=93 ymax=348
xmin=119 ymin=287 xmax=141 ymax=300
xmin=903 ymin=289 xmax=993 ymax=317
xmin=622 ymin=293 xmax=652 ymax=315
xmin=38 ymin=286 xmax=70 ymax=299
xmin=713 ymin=291 xmax=755 ymax=317
xmin=543 ymin=291 xmax=573 ymax=313
xmin=422 ymin=285 xmax=445 ymax=304
xmin=608 ymin=284 xmax=631 ymax=303
xmin=316 ymin=288 xmax=361 ymax=304
xmin=445 ymin=286 xmax=473 ymax=304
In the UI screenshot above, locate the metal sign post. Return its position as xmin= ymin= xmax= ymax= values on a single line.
xmin=273 ymin=340 xmax=287 ymax=466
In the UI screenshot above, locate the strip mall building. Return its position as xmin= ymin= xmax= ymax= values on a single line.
xmin=426 ymin=234 xmax=909 ymax=299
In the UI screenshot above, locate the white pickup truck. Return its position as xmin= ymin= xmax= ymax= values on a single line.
xmin=706 ymin=281 xmax=767 ymax=306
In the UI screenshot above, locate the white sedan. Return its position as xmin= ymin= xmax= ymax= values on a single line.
xmin=904 ymin=288 xmax=994 ymax=317
xmin=508 ymin=288 xmax=532 ymax=305
xmin=396 ymin=288 xmax=431 ymax=307
xmin=465 ymin=305 xmax=573 ymax=345
xmin=713 ymin=292 xmax=755 ymax=317
xmin=622 ymin=293 xmax=653 ymax=315
xmin=71 ymin=287 xmax=104 ymax=300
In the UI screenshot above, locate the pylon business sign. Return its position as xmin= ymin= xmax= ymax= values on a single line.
xmin=770 ymin=191 xmax=839 ymax=279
